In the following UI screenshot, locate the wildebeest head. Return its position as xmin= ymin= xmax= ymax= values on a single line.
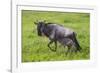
xmin=34 ymin=20 xmax=46 ymax=36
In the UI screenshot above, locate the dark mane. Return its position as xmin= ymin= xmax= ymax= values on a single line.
xmin=46 ymin=22 xmax=54 ymax=24
xmin=46 ymin=22 xmax=63 ymax=27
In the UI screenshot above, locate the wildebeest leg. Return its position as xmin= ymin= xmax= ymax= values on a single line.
xmin=65 ymin=47 xmax=70 ymax=56
xmin=54 ymin=41 xmax=57 ymax=51
xmin=48 ymin=40 xmax=56 ymax=52
xmin=72 ymin=32 xmax=82 ymax=52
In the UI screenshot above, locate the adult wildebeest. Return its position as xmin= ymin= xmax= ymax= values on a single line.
xmin=34 ymin=20 xmax=82 ymax=55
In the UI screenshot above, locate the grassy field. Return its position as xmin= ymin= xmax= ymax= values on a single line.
xmin=22 ymin=10 xmax=90 ymax=62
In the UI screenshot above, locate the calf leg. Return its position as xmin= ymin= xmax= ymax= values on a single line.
xmin=48 ymin=40 xmax=57 ymax=52
xmin=54 ymin=41 xmax=57 ymax=51
xmin=65 ymin=47 xmax=70 ymax=55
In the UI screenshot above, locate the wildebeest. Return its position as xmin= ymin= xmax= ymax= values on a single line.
xmin=34 ymin=20 xmax=82 ymax=55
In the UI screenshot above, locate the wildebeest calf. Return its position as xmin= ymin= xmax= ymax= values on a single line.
xmin=34 ymin=20 xmax=82 ymax=55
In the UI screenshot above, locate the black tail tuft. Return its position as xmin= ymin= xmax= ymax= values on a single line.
xmin=72 ymin=32 xmax=82 ymax=52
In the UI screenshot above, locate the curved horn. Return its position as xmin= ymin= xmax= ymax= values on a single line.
xmin=34 ymin=20 xmax=38 ymax=25
xmin=43 ymin=20 xmax=46 ymax=23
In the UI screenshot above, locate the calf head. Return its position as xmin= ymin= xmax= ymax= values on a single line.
xmin=34 ymin=20 xmax=46 ymax=36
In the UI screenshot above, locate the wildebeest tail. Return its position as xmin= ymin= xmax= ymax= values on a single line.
xmin=72 ymin=32 xmax=82 ymax=52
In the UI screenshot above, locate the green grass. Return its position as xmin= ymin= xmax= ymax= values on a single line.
xmin=22 ymin=10 xmax=90 ymax=62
